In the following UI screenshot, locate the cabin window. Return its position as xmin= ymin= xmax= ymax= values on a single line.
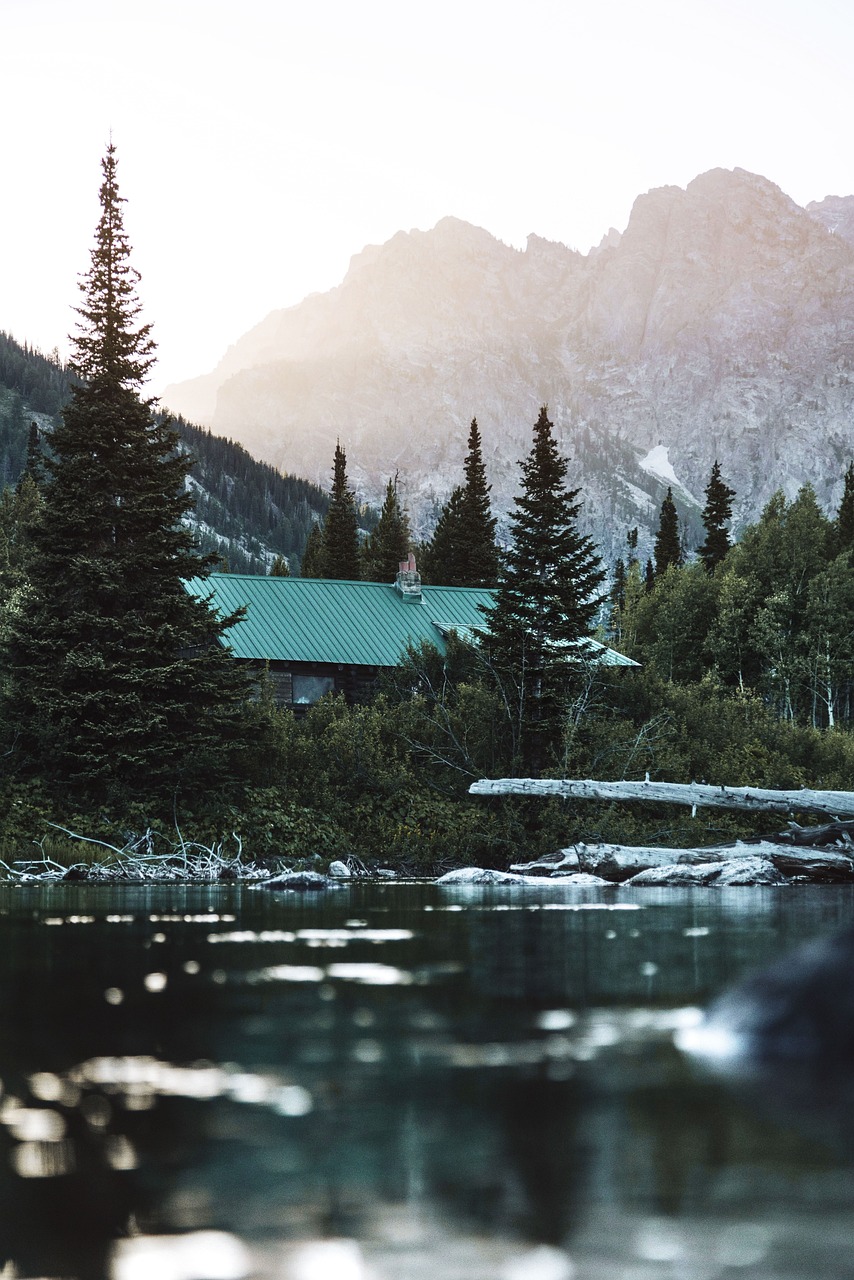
xmin=292 ymin=674 xmax=335 ymax=705
xmin=264 ymin=671 xmax=293 ymax=705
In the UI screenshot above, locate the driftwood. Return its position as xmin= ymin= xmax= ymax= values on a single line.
xmin=469 ymin=777 xmax=854 ymax=818
xmin=770 ymin=819 xmax=854 ymax=847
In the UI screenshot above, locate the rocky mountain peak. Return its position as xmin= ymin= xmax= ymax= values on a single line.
xmin=164 ymin=168 xmax=854 ymax=565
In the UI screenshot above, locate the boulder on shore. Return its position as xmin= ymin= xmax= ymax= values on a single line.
xmin=261 ymin=870 xmax=331 ymax=891
xmin=624 ymin=856 xmax=789 ymax=887
xmin=437 ymin=867 xmax=531 ymax=885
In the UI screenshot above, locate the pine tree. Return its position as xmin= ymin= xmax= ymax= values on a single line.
xmin=421 ymin=485 xmax=467 ymax=585
xmin=654 ymin=487 xmax=682 ymax=577
xmin=697 ymin=460 xmax=735 ymax=573
xmin=5 ymin=144 xmax=250 ymax=807
xmin=269 ymin=554 xmax=291 ymax=577
xmin=361 ymin=476 xmax=410 ymax=582
xmin=321 ymin=441 xmax=361 ymax=580
xmin=300 ymin=523 xmax=325 ymax=578
xmin=608 ymin=557 xmax=627 ymax=643
xmin=22 ymin=422 xmax=45 ymax=489
xmin=484 ymin=406 xmax=604 ymax=770
xmin=421 ymin=418 xmax=500 ymax=586
xmin=644 ymin=558 xmax=656 ymax=593
xmin=458 ymin=418 xmax=500 ymax=585
xmin=837 ymin=462 xmax=854 ymax=553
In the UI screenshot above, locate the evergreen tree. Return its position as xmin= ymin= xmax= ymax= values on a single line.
xmin=269 ymin=554 xmax=290 ymax=577
xmin=300 ymin=523 xmax=325 ymax=578
xmin=421 ymin=485 xmax=467 ymax=585
xmin=361 ymin=476 xmax=410 ymax=582
xmin=837 ymin=461 xmax=854 ymax=553
xmin=421 ymin=419 xmax=500 ymax=586
xmin=458 ymin=418 xmax=500 ymax=586
xmin=484 ymin=406 xmax=604 ymax=770
xmin=611 ymin=558 xmax=627 ymax=611
xmin=321 ymin=441 xmax=361 ymax=579
xmin=654 ymin=487 xmax=682 ymax=577
xmin=22 ymin=421 xmax=45 ymax=489
xmin=5 ymin=144 xmax=250 ymax=807
xmin=608 ymin=557 xmax=627 ymax=643
xmin=644 ymin=558 xmax=656 ymax=593
xmin=0 ymin=473 xmax=42 ymax=616
xmin=697 ymin=460 xmax=735 ymax=573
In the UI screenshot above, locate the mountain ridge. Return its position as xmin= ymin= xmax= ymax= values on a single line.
xmin=164 ymin=167 xmax=854 ymax=563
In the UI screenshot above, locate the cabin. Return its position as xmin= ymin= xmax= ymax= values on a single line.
xmin=183 ymin=556 xmax=637 ymax=709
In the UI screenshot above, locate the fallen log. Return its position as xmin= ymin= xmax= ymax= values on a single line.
xmin=767 ymin=819 xmax=854 ymax=847
xmin=469 ymin=777 xmax=854 ymax=817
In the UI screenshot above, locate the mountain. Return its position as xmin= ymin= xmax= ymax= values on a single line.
xmin=807 ymin=194 xmax=854 ymax=248
xmin=164 ymin=168 xmax=854 ymax=564
xmin=0 ymin=332 xmax=337 ymax=574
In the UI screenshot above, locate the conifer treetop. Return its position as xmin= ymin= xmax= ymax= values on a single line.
xmin=72 ymin=142 xmax=155 ymax=390
xmin=697 ymin=460 xmax=736 ymax=573
xmin=654 ymin=486 xmax=682 ymax=577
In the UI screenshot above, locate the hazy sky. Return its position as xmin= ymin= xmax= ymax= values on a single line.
xmin=3 ymin=0 xmax=854 ymax=391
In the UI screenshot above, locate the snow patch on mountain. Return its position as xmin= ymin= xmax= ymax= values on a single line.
xmin=639 ymin=446 xmax=679 ymax=488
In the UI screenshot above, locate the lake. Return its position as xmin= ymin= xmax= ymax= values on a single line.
xmin=0 ymin=880 xmax=852 ymax=1280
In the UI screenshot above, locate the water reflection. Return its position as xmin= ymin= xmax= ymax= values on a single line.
xmin=0 ymin=883 xmax=851 ymax=1277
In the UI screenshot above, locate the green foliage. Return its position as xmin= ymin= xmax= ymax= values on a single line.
xmin=4 ymin=145 xmax=253 ymax=810
xmin=484 ymin=406 xmax=604 ymax=769
xmin=361 ymin=476 xmax=410 ymax=582
xmin=654 ymin=487 xmax=682 ymax=576
xmin=836 ymin=461 xmax=854 ymax=554
xmin=421 ymin=419 xmax=500 ymax=587
xmin=697 ymin=460 xmax=735 ymax=572
xmin=320 ymin=441 xmax=361 ymax=579
xmin=421 ymin=485 xmax=467 ymax=584
xmin=299 ymin=523 xmax=325 ymax=578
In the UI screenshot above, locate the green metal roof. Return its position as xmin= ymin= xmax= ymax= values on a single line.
xmin=183 ymin=574 xmax=495 ymax=667
xmin=183 ymin=573 xmax=638 ymax=669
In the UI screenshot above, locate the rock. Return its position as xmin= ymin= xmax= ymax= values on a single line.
xmin=375 ymin=869 xmax=396 ymax=879
xmin=328 ymin=860 xmax=351 ymax=878
xmin=624 ymin=856 xmax=789 ymax=887
xmin=62 ymin=865 xmax=90 ymax=881
xmin=436 ymin=867 xmax=530 ymax=885
xmin=548 ymin=872 xmax=613 ymax=886
xmin=714 ymin=858 xmax=790 ymax=886
xmin=677 ymin=924 xmax=854 ymax=1151
xmin=261 ymin=870 xmax=331 ymax=891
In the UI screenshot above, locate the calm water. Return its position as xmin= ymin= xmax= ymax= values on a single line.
xmin=0 ymin=880 xmax=852 ymax=1280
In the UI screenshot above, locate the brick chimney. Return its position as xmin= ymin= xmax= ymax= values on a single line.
xmin=394 ymin=552 xmax=422 ymax=602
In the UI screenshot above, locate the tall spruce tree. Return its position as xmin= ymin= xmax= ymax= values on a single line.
xmin=299 ymin=523 xmax=325 ymax=578
xmin=6 ymin=144 xmax=250 ymax=807
xmin=459 ymin=418 xmax=500 ymax=585
xmin=484 ymin=406 xmax=604 ymax=770
xmin=421 ymin=418 xmax=500 ymax=586
xmin=361 ymin=476 xmax=410 ymax=582
xmin=837 ymin=462 xmax=854 ymax=553
xmin=421 ymin=485 xmax=467 ymax=585
xmin=321 ymin=441 xmax=361 ymax=579
xmin=697 ymin=460 xmax=735 ymax=572
xmin=654 ymin=487 xmax=682 ymax=577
